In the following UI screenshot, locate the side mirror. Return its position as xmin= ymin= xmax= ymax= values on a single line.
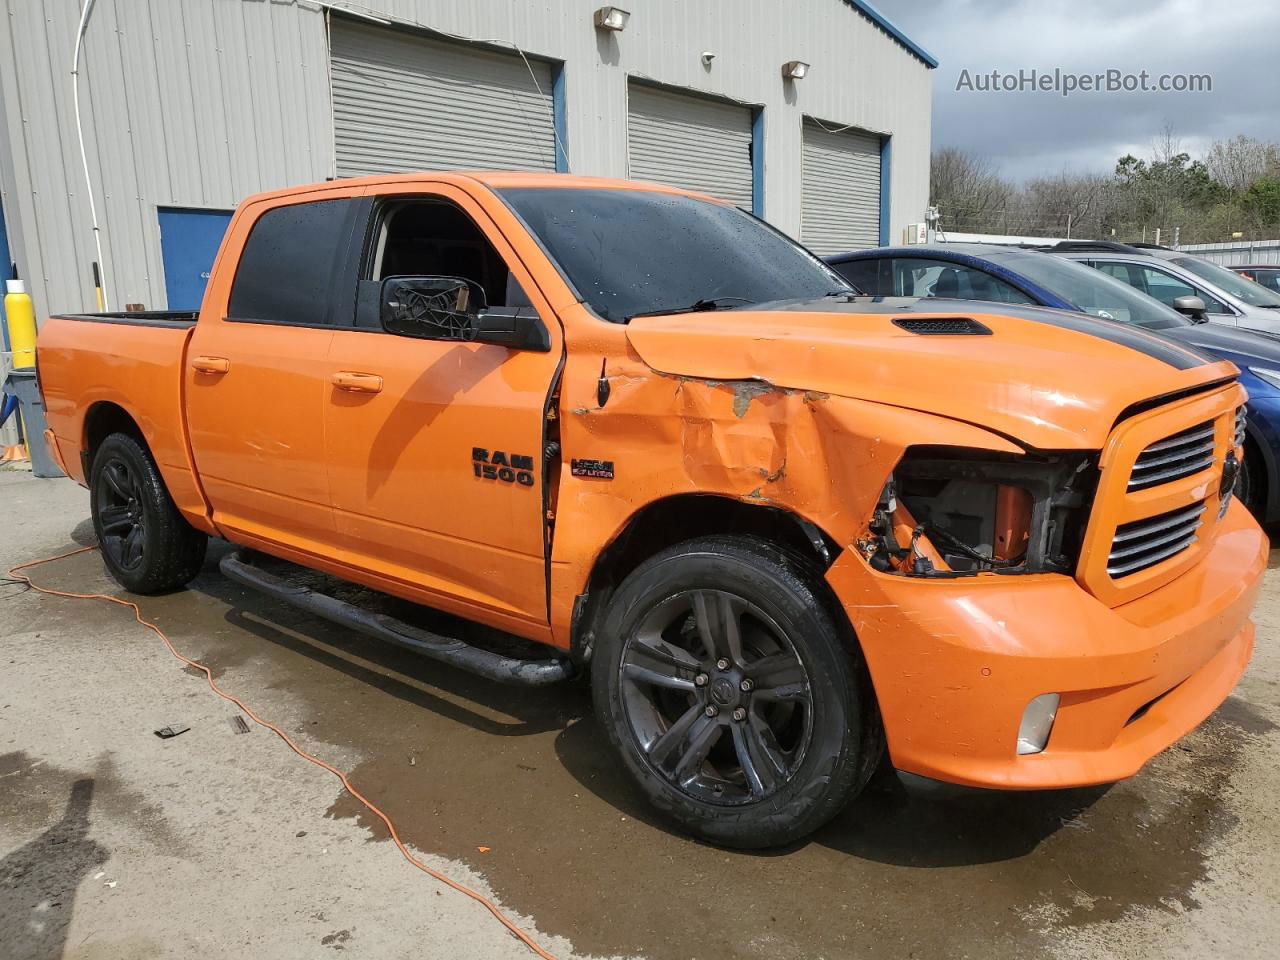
xmin=471 ymin=310 xmax=552 ymax=352
xmin=1172 ymin=295 xmax=1207 ymax=319
xmin=379 ymin=275 xmax=551 ymax=351
xmin=381 ymin=276 xmax=484 ymax=341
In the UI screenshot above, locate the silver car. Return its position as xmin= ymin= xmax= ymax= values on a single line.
xmin=1048 ymin=241 xmax=1280 ymax=333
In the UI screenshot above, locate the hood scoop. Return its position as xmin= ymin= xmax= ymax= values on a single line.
xmin=892 ymin=317 xmax=992 ymax=336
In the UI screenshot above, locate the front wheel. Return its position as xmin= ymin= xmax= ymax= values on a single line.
xmin=89 ymin=432 xmax=207 ymax=594
xmin=591 ymin=536 xmax=878 ymax=848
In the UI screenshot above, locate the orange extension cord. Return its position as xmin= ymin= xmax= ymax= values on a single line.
xmin=8 ymin=545 xmax=559 ymax=960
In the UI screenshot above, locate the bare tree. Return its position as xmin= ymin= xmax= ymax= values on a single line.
xmin=1022 ymin=172 xmax=1110 ymax=237
xmin=929 ymin=147 xmax=1015 ymax=232
xmin=1206 ymin=135 xmax=1280 ymax=192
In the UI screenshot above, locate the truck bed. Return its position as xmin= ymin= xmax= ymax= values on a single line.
xmin=38 ymin=310 xmax=208 ymax=526
xmin=57 ymin=310 xmax=198 ymax=328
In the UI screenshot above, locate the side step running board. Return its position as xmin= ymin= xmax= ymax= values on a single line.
xmin=218 ymin=550 xmax=572 ymax=686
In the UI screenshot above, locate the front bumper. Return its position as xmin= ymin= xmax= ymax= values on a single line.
xmin=826 ymin=498 xmax=1266 ymax=789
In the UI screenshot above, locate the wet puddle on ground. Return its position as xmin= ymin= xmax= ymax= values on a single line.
xmin=22 ymin=544 xmax=1278 ymax=959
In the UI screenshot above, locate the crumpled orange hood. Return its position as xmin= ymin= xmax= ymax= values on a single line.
xmin=624 ymin=300 xmax=1239 ymax=450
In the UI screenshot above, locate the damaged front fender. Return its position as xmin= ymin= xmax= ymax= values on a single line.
xmin=548 ymin=341 xmax=1023 ymax=644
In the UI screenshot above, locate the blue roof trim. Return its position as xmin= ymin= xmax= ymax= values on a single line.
xmin=842 ymin=0 xmax=938 ymax=69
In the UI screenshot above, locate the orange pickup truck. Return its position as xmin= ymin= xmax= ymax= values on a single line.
xmin=37 ymin=173 xmax=1266 ymax=847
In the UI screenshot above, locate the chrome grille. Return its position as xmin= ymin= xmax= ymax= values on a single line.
xmin=1235 ymin=406 xmax=1247 ymax=448
xmin=1128 ymin=421 xmax=1215 ymax=491
xmin=1108 ymin=502 xmax=1205 ymax=577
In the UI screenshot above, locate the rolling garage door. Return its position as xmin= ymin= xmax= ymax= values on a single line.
xmin=801 ymin=119 xmax=882 ymax=255
xmin=626 ymin=83 xmax=754 ymax=209
xmin=329 ymin=19 xmax=556 ymax=177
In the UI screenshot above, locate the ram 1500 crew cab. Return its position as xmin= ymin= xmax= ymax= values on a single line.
xmin=37 ymin=173 xmax=1266 ymax=848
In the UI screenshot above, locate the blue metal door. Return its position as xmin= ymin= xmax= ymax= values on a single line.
xmin=158 ymin=207 xmax=233 ymax=310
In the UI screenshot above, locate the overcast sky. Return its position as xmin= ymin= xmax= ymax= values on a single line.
xmin=872 ymin=0 xmax=1279 ymax=182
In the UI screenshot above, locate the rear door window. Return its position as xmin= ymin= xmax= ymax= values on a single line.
xmin=228 ymin=198 xmax=359 ymax=326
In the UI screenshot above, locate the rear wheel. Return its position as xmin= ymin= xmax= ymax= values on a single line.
xmin=90 ymin=432 xmax=207 ymax=593
xmin=592 ymin=535 xmax=877 ymax=848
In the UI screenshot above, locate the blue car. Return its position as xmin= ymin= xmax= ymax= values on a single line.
xmin=826 ymin=244 xmax=1280 ymax=522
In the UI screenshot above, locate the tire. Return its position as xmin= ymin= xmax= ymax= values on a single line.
xmin=591 ymin=535 xmax=878 ymax=848
xmin=1236 ymin=439 xmax=1265 ymax=520
xmin=89 ymin=432 xmax=207 ymax=594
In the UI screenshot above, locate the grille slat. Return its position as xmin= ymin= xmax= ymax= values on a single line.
xmin=1110 ymin=521 xmax=1201 ymax=560
xmin=1108 ymin=502 xmax=1206 ymax=577
xmin=1128 ymin=420 xmax=1215 ymax=491
xmin=1133 ymin=444 xmax=1214 ymax=471
xmin=1129 ymin=454 xmax=1216 ymax=488
xmin=1140 ymin=425 xmax=1214 ymax=454
xmin=1111 ymin=503 xmax=1203 ymax=544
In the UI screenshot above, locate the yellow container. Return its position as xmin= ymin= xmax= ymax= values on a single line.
xmin=5 ymin=278 xmax=37 ymax=369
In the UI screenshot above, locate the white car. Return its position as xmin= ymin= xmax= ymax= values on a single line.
xmin=1050 ymin=241 xmax=1280 ymax=333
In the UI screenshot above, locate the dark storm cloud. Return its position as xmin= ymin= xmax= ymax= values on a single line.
xmin=872 ymin=0 xmax=1279 ymax=180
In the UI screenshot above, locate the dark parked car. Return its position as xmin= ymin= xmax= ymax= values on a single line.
xmin=827 ymin=244 xmax=1280 ymax=522
xmin=1233 ymin=265 xmax=1280 ymax=295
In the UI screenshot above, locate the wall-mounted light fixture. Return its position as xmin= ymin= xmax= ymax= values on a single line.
xmin=594 ymin=6 xmax=631 ymax=31
xmin=701 ymin=51 xmax=716 ymax=66
xmin=781 ymin=60 xmax=810 ymax=80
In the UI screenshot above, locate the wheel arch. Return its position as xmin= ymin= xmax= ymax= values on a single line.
xmin=568 ymin=493 xmax=841 ymax=665
xmin=83 ymin=401 xmax=148 ymax=474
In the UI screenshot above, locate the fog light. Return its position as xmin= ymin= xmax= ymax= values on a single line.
xmin=1016 ymin=693 xmax=1059 ymax=755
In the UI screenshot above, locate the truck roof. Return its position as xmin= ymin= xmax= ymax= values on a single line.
xmin=239 ymin=171 xmax=717 ymax=207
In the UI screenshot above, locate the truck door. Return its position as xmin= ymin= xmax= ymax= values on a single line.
xmin=185 ymin=190 xmax=364 ymax=557
xmin=323 ymin=185 xmax=563 ymax=630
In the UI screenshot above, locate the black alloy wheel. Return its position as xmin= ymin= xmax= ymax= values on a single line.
xmin=619 ymin=588 xmax=814 ymax=805
xmin=96 ymin=454 xmax=148 ymax=572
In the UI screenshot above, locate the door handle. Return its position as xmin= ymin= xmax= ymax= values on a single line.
xmin=331 ymin=371 xmax=384 ymax=394
xmin=191 ymin=355 xmax=230 ymax=375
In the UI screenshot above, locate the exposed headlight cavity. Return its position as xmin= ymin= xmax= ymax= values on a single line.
xmin=863 ymin=447 xmax=1099 ymax=577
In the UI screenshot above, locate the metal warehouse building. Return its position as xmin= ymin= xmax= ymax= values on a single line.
xmin=0 ymin=0 xmax=934 ymax=321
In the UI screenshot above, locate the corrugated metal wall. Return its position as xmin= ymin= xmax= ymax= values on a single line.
xmin=0 ymin=0 xmax=333 ymax=318
xmin=0 ymin=0 xmax=931 ymax=321
xmin=1177 ymin=239 xmax=1280 ymax=266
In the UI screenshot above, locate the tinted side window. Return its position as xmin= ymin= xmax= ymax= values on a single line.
xmin=368 ymin=199 xmax=519 ymax=307
xmin=830 ymin=258 xmax=884 ymax=294
xmin=1136 ymin=264 xmax=1229 ymax=314
xmin=228 ymin=198 xmax=357 ymax=326
xmin=889 ymin=257 xmax=1033 ymax=304
xmin=1253 ymin=269 xmax=1280 ymax=294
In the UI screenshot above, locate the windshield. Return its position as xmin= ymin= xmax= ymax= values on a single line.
xmin=985 ymin=250 xmax=1190 ymax=329
xmin=499 ymin=188 xmax=850 ymax=322
xmin=1172 ymin=256 xmax=1280 ymax=308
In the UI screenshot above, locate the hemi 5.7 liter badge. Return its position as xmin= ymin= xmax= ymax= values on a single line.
xmin=571 ymin=458 xmax=615 ymax=479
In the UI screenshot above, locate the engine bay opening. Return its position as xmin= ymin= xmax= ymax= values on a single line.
xmin=861 ymin=446 xmax=1099 ymax=578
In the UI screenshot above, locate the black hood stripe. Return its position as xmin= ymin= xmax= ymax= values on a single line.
xmin=995 ymin=307 xmax=1212 ymax=370
xmin=761 ymin=296 xmax=1214 ymax=370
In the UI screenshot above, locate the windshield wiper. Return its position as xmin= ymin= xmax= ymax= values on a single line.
xmin=628 ymin=296 xmax=755 ymax=319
